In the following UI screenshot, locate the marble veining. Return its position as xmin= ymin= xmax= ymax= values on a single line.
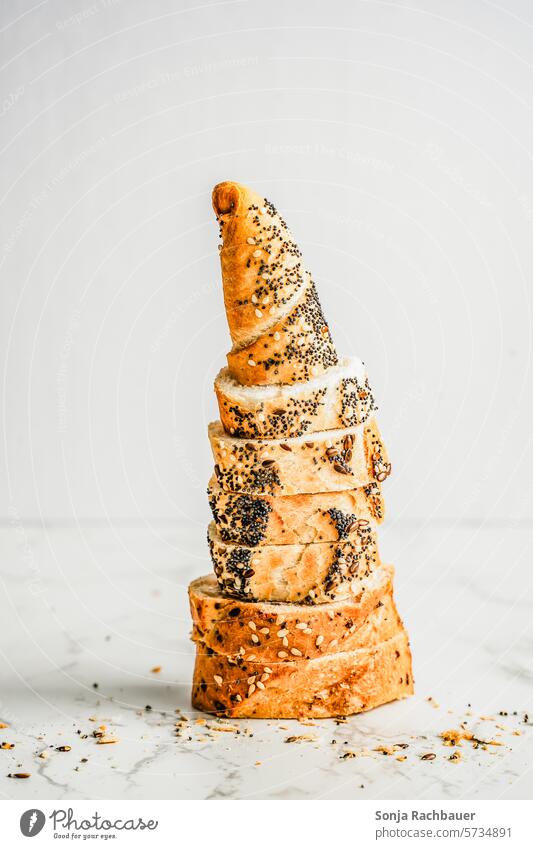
xmin=0 ymin=522 xmax=532 ymax=800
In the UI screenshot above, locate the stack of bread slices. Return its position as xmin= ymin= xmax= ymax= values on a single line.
xmin=188 ymin=181 xmax=413 ymax=718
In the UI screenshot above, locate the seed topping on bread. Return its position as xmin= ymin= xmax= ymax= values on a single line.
xmin=215 ymin=358 xmax=377 ymax=440
xmin=208 ymin=489 xmax=273 ymax=547
xmin=188 ymin=181 xmax=412 ymax=719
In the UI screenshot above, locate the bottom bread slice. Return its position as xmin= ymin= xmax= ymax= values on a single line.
xmin=191 ymin=627 xmax=413 ymax=718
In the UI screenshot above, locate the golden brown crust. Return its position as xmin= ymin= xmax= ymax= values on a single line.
xmin=208 ymin=477 xmax=384 ymax=546
xmin=215 ymin=357 xmax=376 ymax=439
xmin=226 ymin=280 xmax=338 ymax=386
xmin=209 ymin=417 xmax=390 ymax=496
xmin=213 ymin=182 xmax=307 ymax=349
xmin=189 ymin=567 xmax=396 ymax=662
xmin=207 ymin=522 xmax=379 ymax=604
xmin=213 ymin=182 xmax=338 ymax=384
xmin=194 ymin=180 xmax=413 ymax=720
xmin=191 ymin=627 xmax=413 ymax=718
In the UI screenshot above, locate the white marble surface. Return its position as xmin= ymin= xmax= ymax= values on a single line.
xmin=1 ymin=520 xmax=532 ymax=800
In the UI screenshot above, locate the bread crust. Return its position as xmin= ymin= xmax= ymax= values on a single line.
xmin=209 ymin=417 xmax=390 ymax=496
xmin=208 ymin=477 xmax=384 ymax=546
xmin=189 ymin=567 xmax=396 ymax=662
xmin=215 ymin=357 xmax=376 ymax=439
xmin=208 ymin=521 xmax=379 ymax=603
xmin=226 ymin=280 xmax=338 ymax=386
xmin=191 ymin=627 xmax=413 ymax=718
xmin=213 ymin=181 xmax=308 ymax=348
xmin=192 ymin=180 xmax=413 ymax=720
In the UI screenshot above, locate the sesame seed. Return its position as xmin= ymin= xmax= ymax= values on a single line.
xmin=235 ymin=694 xmax=242 ymax=702
xmin=278 ymin=651 xmax=288 ymax=658
xmin=262 ymin=295 xmax=270 ymax=304
xmin=213 ymin=675 xmax=223 ymax=686
xmin=247 ymin=237 xmax=255 ymax=244
xmin=316 ymin=635 xmax=324 ymax=646
xmin=256 ymin=680 xmax=265 ymax=690
xmin=263 ymin=667 xmax=273 ymax=674
xmin=290 ymin=648 xmax=302 ymax=656
xmin=269 ymin=306 xmax=277 ymax=315
xmin=248 ymin=359 xmax=256 ymax=367
xmin=282 ymin=636 xmax=289 ymax=647
xmin=248 ymin=622 xmax=256 ymax=630
xmin=273 ymin=331 xmax=280 ymax=341
xmin=295 ymin=623 xmax=308 ymax=630
xmin=260 ymin=673 xmax=270 ymax=682
xmin=246 ymin=654 xmax=256 ymax=661
xmin=248 ymin=684 xmax=256 ymax=696
xmin=261 ymin=273 xmax=269 ymax=280
xmin=308 ymin=590 xmax=316 ymax=598
xmin=277 ymin=629 xmax=288 ymax=638
xmin=253 ymin=249 xmax=261 ymax=257
xmin=303 ymin=628 xmax=313 ymax=635
xmin=328 ymin=639 xmax=338 ymax=649
xmin=247 ymin=676 xmax=256 ymax=684
xmin=255 ymin=309 xmax=263 ymax=318
xmin=251 ymin=634 xmax=259 ymax=644
xmin=259 ymin=627 xmax=270 ymax=635
xmin=251 ymin=294 xmax=258 ymax=304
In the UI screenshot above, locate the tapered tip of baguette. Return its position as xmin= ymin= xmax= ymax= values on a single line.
xmin=212 ymin=181 xmax=245 ymax=216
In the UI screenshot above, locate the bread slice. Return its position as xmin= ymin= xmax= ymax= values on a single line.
xmin=213 ymin=181 xmax=309 ymax=348
xmin=189 ymin=566 xmax=396 ymax=662
xmin=215 ymin=355 xmax=376 ymax=439
xmin=208 ymin=477 xmax=384 ymax=547
xmin=209 ymin=417 xmax=390 ymax=496
xmin=207 ymin=521 xmax=379 ymax=604
xmin=226 ymin=280 xmax=338 ymax=386
xmin=191 ymin=626 xmax=413 ymax=718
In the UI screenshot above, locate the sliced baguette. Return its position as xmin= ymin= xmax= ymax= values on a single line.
xmin=215 ymin=355 xmax=376 ymax=439
xmin=207 ymin=521 xmax=379 ymax=604
xmin=208 ymin=477 xmax=384 ymax=546
xmin=213 ymin=181 xmax=309 ymax=348
xmin=226 ymin=280 xmax=338 ymax=386
xmin=209 ymin=417 xmax=390 ymax=496
xmin=191 ymin=626 xmax=413 ymax=718
xmin=189 ymin=566 xmax=396 ymax=662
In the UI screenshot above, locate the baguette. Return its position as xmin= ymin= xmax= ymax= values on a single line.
xmin=207 ymin=521 xmax=379 ymax=604
xmin=212 ymin=181 xmax=308 ymax=348
xmin=215 ymin=356 xmax=376 ymax=439
xmin=189 ymin=566 xmax=397 ymax=663
xmin=208 ymin=477 xmax=384 ymax=546
xmin=191 ymin=626 xmax=413 ymax=718
xmin=226 ymin=280 xmax=338 ymax=386
xmin=209 ymin=417 xmax=390 ymax=496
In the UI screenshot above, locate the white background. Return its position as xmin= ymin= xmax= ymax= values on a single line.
xmin=1 ymin=1 xmax=533 ymax=806
xmin=1 ymin=0 xmax=532 ymax=529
